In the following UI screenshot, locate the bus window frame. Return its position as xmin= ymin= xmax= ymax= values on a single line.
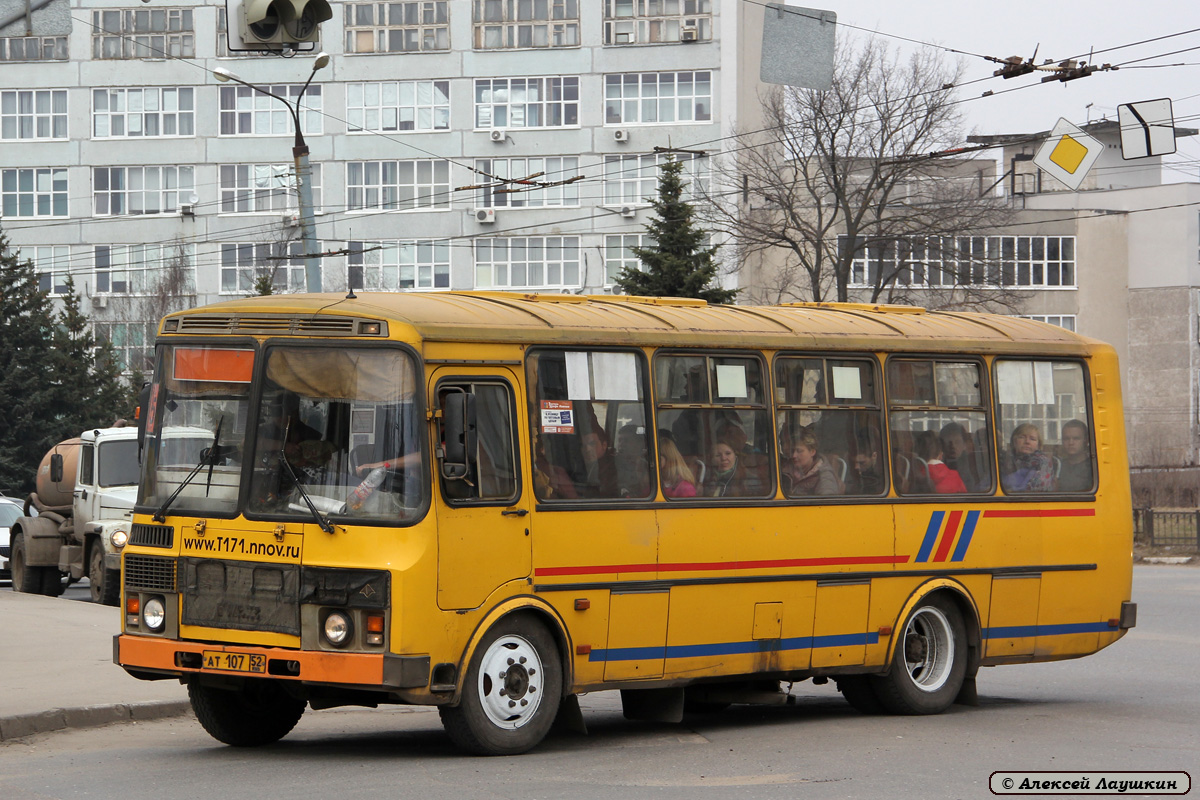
xmin=525 ymin=345 xmax=656 ymax=507
xmin=434 ymin=376 xmax=523 ymax=508
xmin=991 ymin=356 xmax=1097 ymax=499
xmin=884 ymin=354 xmax=995 ymax=499
xmin=652 ymin=348 xmax=775 ymax=502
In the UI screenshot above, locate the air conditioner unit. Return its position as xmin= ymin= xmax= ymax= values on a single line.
xmin=282 ymin=212 xmax=301 ymax=227
xmin=475 ymin=208 xmax=496 ymax=224
xmin=180 ymin=203 xmax=195 ymax=217
xmin=489 ymin=129 xmax=507 ymax=143
xmin=680 ymin=28 xmax=698 ymax=42
xmin=613 ymin=129 xmax=630 ymax=142
xmin=620 ymin=205 xmax=637 ymax=219
xmin=92 ymin=295 xmax=108 ymax=309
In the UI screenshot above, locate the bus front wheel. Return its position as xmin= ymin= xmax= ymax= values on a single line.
xmin=188 ymin=679 xmax=306 ymax=747
xmin=439 ymin=615 xmax=563 ymax=756
xmin=873 ymin=595 xmax=966 ymax=715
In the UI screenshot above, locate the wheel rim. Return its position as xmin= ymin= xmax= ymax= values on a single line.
xmin=901 ymin=606 xmax=955 ymax=693
xmin=476 ymin=633 xmax=544 ymax=730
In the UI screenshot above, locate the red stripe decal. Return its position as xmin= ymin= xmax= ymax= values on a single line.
xmin=535 ymin=554 xmax=909 ymax=578
xmin=933 ymin=509 xmax=963 ymax=563
xmin=983 ymin=509 xmax=1096 ymax=518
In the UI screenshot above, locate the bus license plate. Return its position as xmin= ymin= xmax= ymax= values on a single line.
xmin=202 ymin=650 xmax=267 ymax=674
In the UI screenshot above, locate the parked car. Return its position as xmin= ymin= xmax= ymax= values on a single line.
xmin=0 ymin=494 xmax=23 ymax=581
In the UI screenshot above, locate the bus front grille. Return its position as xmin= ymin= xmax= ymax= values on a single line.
xmin=130 ymin=523 xmax=174 ymax=548
xmin=124 ymin=555 xmax=177 ymax=592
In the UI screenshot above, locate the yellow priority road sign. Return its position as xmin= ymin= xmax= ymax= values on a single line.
xmin=1032 ymin=118 xmax=1103 ymax=191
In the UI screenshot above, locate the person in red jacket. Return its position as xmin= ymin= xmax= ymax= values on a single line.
xmin=915 ymin=431 xmax=966 ymax=494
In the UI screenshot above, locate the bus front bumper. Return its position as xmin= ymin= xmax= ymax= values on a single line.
xmin=113 ymin=634 xmax=430 ymax=690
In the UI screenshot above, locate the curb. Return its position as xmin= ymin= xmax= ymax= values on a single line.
xmin=0 ymin=700 xmax=192 ymax=742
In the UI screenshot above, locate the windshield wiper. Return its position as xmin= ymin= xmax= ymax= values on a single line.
xmin=152 ymin=415 xmax=226 ymax=523
xmin=278 ymin=421 xmax=335 ymax=534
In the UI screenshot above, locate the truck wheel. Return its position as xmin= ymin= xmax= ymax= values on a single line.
xmin=10 ymin=532 xmax=54 ymax=596
xmin=189 ymin=679 xmax=306 ymax=747
xmin=89 ymin=544 xmax=120 ymax=606
xmin=438 ymin=615 xmax=562 ymax=756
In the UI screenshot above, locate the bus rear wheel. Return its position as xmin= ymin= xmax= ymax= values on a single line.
xmin=873 ymin=595 xmax=966 ymax=715
xmin=188 ymin=678 xmax=306 ymax=747
xmin=439 ymin=615 xmax=562 ymax=756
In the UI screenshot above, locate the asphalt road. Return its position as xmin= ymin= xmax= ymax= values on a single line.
xmin=1 ymin=566 xmax=1196 ymax=800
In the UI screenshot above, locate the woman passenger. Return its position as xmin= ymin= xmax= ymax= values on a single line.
xmin=703 ymin=438 xmax=763 ymax=497
xmin=657 ymin=433 xmax=697 ymax=498
xmin=782 ymin=427 xmax=841 ymax=497
xmin=1001 ymin=423 xmax=1055 ymax=492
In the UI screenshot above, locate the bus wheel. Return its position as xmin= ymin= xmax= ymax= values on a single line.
xmin=874 ymin=595 xmax=966 ymax=715
xmin=439 ymin=616 xmax=562 ymax=756
xmin=836 ymin=676 xmax=885 ymax=714
xmin=188 ymin=679 xmax=306 ymax=747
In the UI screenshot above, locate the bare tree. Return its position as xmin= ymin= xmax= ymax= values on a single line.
xmin=107 ymin=241 xmax=198 ymax=376
xmin=709 ymin=37 xmax=1020 ymax=311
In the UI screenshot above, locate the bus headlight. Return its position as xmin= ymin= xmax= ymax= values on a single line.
xmin=323 ymin=611 xmax=353 ymax=647
xmin=143 ymin=597 xmax=166 ymax=632
xmin=110 ymin=529 xmax=128 ymax=549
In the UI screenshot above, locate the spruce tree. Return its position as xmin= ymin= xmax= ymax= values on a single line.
xmin=615 ymin=156 xmax=738 ymax=304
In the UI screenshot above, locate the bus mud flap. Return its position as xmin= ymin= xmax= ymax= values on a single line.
xmin=620 ymin=687 xmax=684 ymax=723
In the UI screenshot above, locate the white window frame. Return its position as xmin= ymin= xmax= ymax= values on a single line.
xmin=474 ymin=236 xmax=581 ymax=289
xmin=347 ymin=80 xmax=450 ymax=133
xmin=220 ymin=242 xmax=311 ymax=295
xmin=219 ymin=85 xmax=322 ymax=137
xmin=475 ymin=157 xmax=579 ymax=208
xmin=31 ymin=245 xmax=73 ymax=295
xmin=344 ymin=1 xmax=449 ymax=54
xmin=602 ymin=152 xmax=708 ymax=206
xmin=91 ymin=9 xmax=194 ymax=60
xmin=473 ymin=0 xmax=579 ymax=49
xmin=1020 ymin=315 xmax=1077 ymax=332
xmin=1 ymin=167 xmax=69 ymax=218
xmin=94 ymin=321 xmax=158 ymax=374
xmin=1 ymin=90 xmax=68 ymax=140
xmin=347 ymin=239 xmax=451 ymax=290
xmin=604 ymin=233 xmax=646 ymax=286
xmin=92 ymin=87 xmax=195 ymax=139
xmin=94 ymin=243 xmax=196 ymax=295
xmin=93 ymin=166 xmax=194 ymax=216
xmin=474 ymin=76 xmax=579 ymax=129
xmin=603 ymin=0 xmax=712 ymax=45
xmin=604 ymin=71 xmax=712 ymax=125
xmin=219 ymin=163 xmax=322 ymax=214
xmin=346 ymin=160 xmax=451 ymax=212
xmin=844 ymin=235 xmax=1077 ymax=290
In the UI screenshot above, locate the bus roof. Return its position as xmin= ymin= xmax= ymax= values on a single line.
xmin=161 ymin=292 xmax=1100 ymax=356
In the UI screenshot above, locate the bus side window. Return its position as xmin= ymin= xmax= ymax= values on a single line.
xmin=994 ymin=360 xmax=1093 ymax=494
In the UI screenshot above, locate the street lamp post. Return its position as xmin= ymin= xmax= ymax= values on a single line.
xmin=214 ymin=53 xmax=329 ymax=294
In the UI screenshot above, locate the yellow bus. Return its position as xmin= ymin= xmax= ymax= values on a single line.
xmin=115 ymin=293 xmax=1136 ymax=755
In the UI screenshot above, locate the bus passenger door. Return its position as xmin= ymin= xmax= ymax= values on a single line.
xmin=433 ymin=372 xmax=532 ymax=611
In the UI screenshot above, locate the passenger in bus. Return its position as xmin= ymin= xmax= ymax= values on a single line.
xmin=532 ymin=430 xmax=577 ymax=500
xmin=915 ymin=431 xmax=967 ymax=493
xmin=657 ymin=432 xmax=697 ymax=498
xmin=939 ymin=422 xmax=983 ymax=491
xmin=782 ymin=427 xmax=841 ymax=497
xmin=704 ymin=439 xmax=764 ymax=497
xmin=852 ymin=428 xmax=885 ymax=494
xmin=578 ymin=428 xmax=619 ymax=498
xmin=1001 ymin=423 xmax=1055 ymax=492
xmin=1056 ymin=419 xmax=1093 ymax=492
xmin=615 ymin=424 xmax=651 ymax=498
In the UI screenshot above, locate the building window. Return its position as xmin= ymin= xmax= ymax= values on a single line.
xmin=219 ymin=85 xmax=322 ymax=136
xmin=347 ymin=81 xmax=450 ymax=132
xmin=603 ymin=152 xmax=708 ymax=206
xmin=1 ymin=90 xmax=68 ymax=140
xmin=347 ymin=239 xmax=451 ymax=290
xmin=475 ymin=77 xmax=579 ymax=129
xmin=92 ymin=87 xmax=194 ymax=138
xmin=0 ymin=36 xmax=68 ymax=61
xmin=605 ymin=71 xmax=711 ymax=124
xmin=346 ymin=160 xmax=450 ymax=211
xmin=473 ymin=0 xmax=579 ymax=49
xmin=604 ymin=0 xmax=712 ymax=45
xmin=31 ymin=246 xmax=72 ymax=295
xmin=604 ymin=233 xmax=645 ymax=285
xmin=843 ymin=235 xmax=1077 ymax=289
xmin=94 ymin=322 xmax=157 ymax=373
xmin=475 ymin=236 xmax=580 ymax=289
xmin=94 ymin=243 xmax=196 ymax=295
xmin=220 ymin=242 xmax=311 ymax=294
xmin=475 ymin=157 xmax=579 ymax=207
xmin=1 ymin=168 xmax=68 ymax=218
xmin=1020 ymin=315 xmax=1076 ymax=332
xmin=344 ymin=1 xmax=449 ymax=53
xmin=220 ymin=164 xmax=322 ymax=214
xmin=93 ymin=166 xmax=194 ymax=216
xmin=92 ymin=9 xmax=194 ymax=59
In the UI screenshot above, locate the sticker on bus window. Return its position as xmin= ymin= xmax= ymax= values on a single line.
xmin=832 ymin=365 xmax=863 ymax=400
xmin=716 ymin=365 xmax=748 ymax=399
xmin=565 ymin=352 xmax=591 ymax=400
xmin=541 ymin=400 xmax=575 ymax=433
xmin=998 ymin=361 xmax=1057 ymax=405
xmin=173 ymin=348 xmax=254 ymax=383
xmin=592 ymin=352 xmax=639 ymax=400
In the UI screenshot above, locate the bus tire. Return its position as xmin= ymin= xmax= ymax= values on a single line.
xmin=188 ymin=679 xmax=306 ymax=747
xmin=439 ymin=615 xmax=562 ymax=756
xmin=836 ymin=675 xmax=886 ymax=714
xmin=873 ymin=595 xmax=966 ymax=715
xmin=89 ymin=543 xmax=120 ymax=606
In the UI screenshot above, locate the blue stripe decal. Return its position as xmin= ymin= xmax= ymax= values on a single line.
xmin=589 ymin=632 xmax=880 ymax=663
xmin=915 ymin=511 xmax=945 ymax=563
xmin=983 ymin=621 xmax=1114 ymax=639
xmin=951 ymin=510 xmax=981 ymax=562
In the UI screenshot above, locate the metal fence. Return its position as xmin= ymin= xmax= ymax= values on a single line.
xmin=1133 ymin=508 xmax=1200 ymax=549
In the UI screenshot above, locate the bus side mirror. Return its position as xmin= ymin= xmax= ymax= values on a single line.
xmin=50 ymin=453 xmax=64 ymax=483
xmin=441 ymin=391 xmax=477 ymax=480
